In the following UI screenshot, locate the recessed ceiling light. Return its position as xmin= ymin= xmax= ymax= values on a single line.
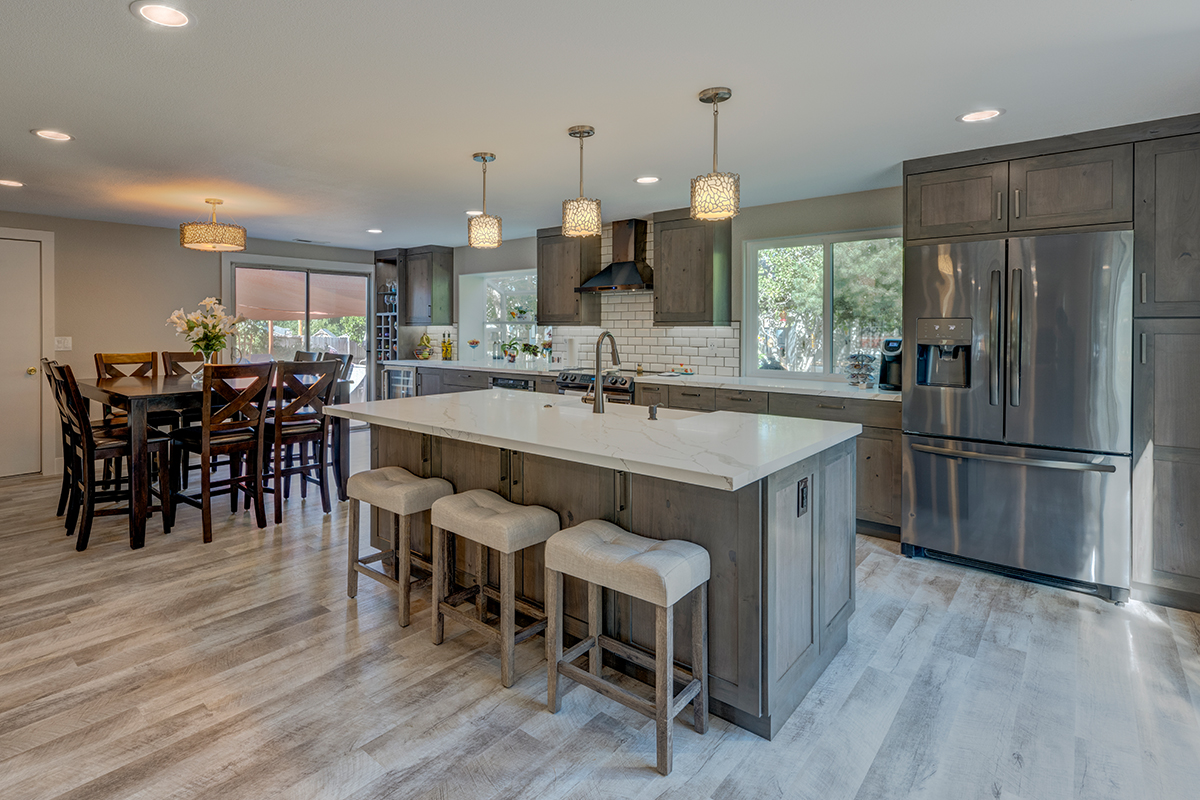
xmin=130 ymin=2 xmax=190 ymax=27
xmin=465 ymin=210 xmax=483 ymax=217
xmin=32 ymin=129 xmax=73 ymax=141
xmin=957 ymin=109 xmax=1004 ymax=123
xmin=0 ymin=180 xmax=24 ymax=188
xmin=635 ymin=176 xmax=659 ymax=184
xmin=367 ymin=229 xmax=383 ymax=234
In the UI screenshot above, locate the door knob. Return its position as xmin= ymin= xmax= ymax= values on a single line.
xmin=27 ymin=367 xmax=37 ymax=375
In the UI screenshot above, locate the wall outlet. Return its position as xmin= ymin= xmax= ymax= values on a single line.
xmin=54 ymin=336 xmax=72 ymax=351
xmin=706 ymin=339 xmax=717 ymax=356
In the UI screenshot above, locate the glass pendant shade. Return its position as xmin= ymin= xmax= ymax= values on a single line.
xmin=468 ymin=152 xmax=502 ymax=249
xmin=180 ymin=198 xmax=246 ymax=252
xmin=562 ymin=197 xmax=601 ymax=238
xmin=468 ymin=212 xmax=502 ymax=248
xmin=690 ymin=171 xmax=740 ymax=220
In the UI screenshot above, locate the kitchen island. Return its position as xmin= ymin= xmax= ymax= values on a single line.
xmin=326 ymin=389 xmax=860 ymax=739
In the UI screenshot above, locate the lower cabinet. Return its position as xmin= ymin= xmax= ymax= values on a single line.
xmin=634 ymin=383 xmax=666 ymax=407
xmin=854 ymin=427 xmax=902 ymax=528
xmin=1133 ymin=318 xmax=1200 ymax=611
xmin=416 ymin=368 xmax=442 ymax=395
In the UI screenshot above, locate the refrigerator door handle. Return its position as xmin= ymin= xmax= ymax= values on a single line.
xmin=910 ymin=443 xmax=1117 ymax=473
xmin=989 ymin=270 xmax=1002 ymax=405
xmin=1009 ymin=269 xmax=1022 ymax=406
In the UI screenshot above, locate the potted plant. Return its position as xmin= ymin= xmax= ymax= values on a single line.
xmin=167 ymin=297 xmax=245 ymax=383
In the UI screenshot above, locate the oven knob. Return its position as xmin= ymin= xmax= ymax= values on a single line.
xmin=559 ymin=373 xmax=568 ymax=381
xmin=617 ymin=377 xmax=627 ymax=386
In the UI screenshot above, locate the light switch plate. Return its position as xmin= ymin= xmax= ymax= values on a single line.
xmin=54 ymin=336 xmax=72 ymax=351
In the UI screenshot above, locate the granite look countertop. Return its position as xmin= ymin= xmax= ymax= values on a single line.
xmin=326 ymin=389 xmax=861 ymax=491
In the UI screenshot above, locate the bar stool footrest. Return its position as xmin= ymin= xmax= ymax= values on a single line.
xmin=557 ymin=661 xmax=656 ymax=718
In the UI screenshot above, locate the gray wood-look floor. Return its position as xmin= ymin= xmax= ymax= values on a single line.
xmin=2 ymin=430 xmax=1198 ymax=799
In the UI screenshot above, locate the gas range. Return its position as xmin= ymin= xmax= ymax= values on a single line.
xmin=555 ymin=367 xmax=636 ymax=399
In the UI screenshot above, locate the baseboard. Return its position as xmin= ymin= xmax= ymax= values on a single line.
xmin=856 ymin=519 xmax=899 ymax=541
xmin=1132 ymin=581 xmax=1200 ymax=614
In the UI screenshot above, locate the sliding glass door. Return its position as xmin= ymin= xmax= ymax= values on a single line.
xmin=233 ymin=266 xmax=370 ymax=402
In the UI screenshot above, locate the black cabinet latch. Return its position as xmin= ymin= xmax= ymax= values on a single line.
xmin=798 ymin=477 xmax=809 ymax=517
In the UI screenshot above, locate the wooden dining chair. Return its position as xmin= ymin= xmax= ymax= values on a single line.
xmin=94 ymin=351 xmax=158 ymax=378
xmin=324 ymin=352 xmax=354 ymax=381
xmin=50 ymin=363 xmax=172 ymax=551
xmin=169 ymin=362 xmax=274 ymax=542
xmin=162 ymin=351 xmax=212 ymax=376
xmin=293 ymin=350 xmax=322 ymax=362
xmin=264 ymin=359 xmax=339 ymax=524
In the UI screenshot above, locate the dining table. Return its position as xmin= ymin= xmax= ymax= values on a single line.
xmin=74 ymin=373 xmax=352 ymax=548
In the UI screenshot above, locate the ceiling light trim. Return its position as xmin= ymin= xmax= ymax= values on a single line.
xmin=129 ymin=2 xmax=192 ymax=28
xmin=0 ymin=179 xmax=25 ymax=187
xmin=32 ymin=129 xmax=73 ymax=141
xmin=957 ymin=108 xmax=1005 ymax=123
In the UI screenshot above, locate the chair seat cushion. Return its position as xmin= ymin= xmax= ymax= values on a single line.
xmin=170 ymin=426 xmax=257 ymax=448
xmin=265 ymin=420 xmax=322 ymax=437
xmin=347 ymin=466 xmax=453 ymax=517
xmin=431 ymin=489 xmax=559 ymax=555
xmin=545 ymin=520 xmax=711 ymax=607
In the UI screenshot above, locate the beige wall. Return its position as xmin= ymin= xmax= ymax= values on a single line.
xmin=0 ymin=210 xmax=372 ymax=377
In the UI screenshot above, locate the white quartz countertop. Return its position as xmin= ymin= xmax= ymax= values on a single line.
xmin=380 ymin=359 xmax=901 ymax=402
xmin=326 ymin=389 xmax=861 ymax=491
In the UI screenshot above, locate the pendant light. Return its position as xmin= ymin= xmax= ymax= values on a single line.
xmin=690 ymin=87 xmax=740 ymax=221
xmin=180 ymin=198 xmax=247 ymax=252
xmin=467 ymin=152 xmax=502 ymax=249
xmin=562 ymin=125 xmax=601 ymax=237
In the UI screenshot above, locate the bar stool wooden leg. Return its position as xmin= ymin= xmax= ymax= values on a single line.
xmin=655 ymin=603 xmax=674 ymax=776
xmin=692 ymin=583 xmax=709 ymax=733
xmin=475 ymin=542 xmax=487 ymax=622
xmin=587 ymin=582 xmax=602 ymax=676
xmin=546 ymin=567 xmax=564 ymax=712
xmin=347 ymin=498 xmax=360 ymax=598
xmin=397 ymin=512 xmax=412 ymax=628
xmin=432 ymin=526 xmax=448 ymax=645
xmin=500 ymin=550 xmax=516 ymax=688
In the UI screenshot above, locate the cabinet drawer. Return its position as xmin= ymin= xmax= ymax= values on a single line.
xmin=668 ymin=385 xmax=716 ymax=411
xmin=441 ymin=369 xmax=488 ymax=389
xmin=635 ymin=383 xmax=667 ymax=407
xmin=714 ymin=388 xmax=768 ymax=413
xmin=767 ymin=393 xmax=901 ymax=429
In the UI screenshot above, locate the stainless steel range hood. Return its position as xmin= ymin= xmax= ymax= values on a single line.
xmin=575 ymin=219 xmax=652 ymax=292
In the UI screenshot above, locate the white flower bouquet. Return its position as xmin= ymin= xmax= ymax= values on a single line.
xmin=167 ymin=297 xmax=245 ymax=358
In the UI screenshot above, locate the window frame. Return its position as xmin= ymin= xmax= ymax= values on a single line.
xmin=741 ymin=226 xmax=902 ymax=381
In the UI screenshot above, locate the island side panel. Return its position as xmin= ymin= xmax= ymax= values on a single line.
xmin=627 ymin=475 xmax=764 ymax=722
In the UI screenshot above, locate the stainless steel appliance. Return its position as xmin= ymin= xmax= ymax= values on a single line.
xmin=555 ymin=367 xmax=635 ymax=404
xmin=382 ymin=364 xmax=416 ymax=399
xmin=901 ymin=231 xmax=1133 ymax=602
xmin=878 ymin=338 xmax=902 ymax=390
xmin=489 ymin=374 xmax=536 ymax=392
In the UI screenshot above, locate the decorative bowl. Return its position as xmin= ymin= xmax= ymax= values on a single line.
xmin=414 ymin=345 xmax=433 ymax=360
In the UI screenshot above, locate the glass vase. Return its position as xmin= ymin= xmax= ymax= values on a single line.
xmin=192 ymin=351 xmax=216 ymax=385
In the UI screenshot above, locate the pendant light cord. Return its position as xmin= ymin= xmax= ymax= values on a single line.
xmin=481 ymin=160 xmax=488 ymax=215
xmin=713 ymin=102 xmax=719 ymax=174
xmin=579 ymin=135 xmax=585 ymax=198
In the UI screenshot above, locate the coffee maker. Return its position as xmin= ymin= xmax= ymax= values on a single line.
xmin=878 ymin=338 xmax=902 ymax=390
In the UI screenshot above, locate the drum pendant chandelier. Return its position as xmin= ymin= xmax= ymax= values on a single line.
xmin=180 ymin=198 xmax=246 ymax=252
xmin=467 ymin=152 xmax=502 ymax=249
xmin=690 ymin=87 xmax=740 ymax=221
xmin=562 ymin=125 xmax=601 ymax=237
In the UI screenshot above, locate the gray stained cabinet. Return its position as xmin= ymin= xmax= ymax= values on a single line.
xmin=404 ymin=246 xmax=454 ymax=326
xmin=415 ymin=367 xmax=442 ymax=396
xmin=652 ymin=208 xmax=731 ymax=326
xmin=1135 ymin=134 xmax=1200 ymax=317
xmin=905 ymin=162 xmax=1009 ymax=240
xmin=1133 ymin=319 xmax=1200 ymax=611
xmin=536 ymin=227 xmax=602 ymax=325
xmin=906 ymin=144 xmax=1133 ymax=241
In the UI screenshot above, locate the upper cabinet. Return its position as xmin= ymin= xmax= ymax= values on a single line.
xmin=652 ymin=207 xmax=731 ymax=326
xmin=905 ymin=144 xmax=1133 ymax=241
xmin=1008 ymin=144 xmax=1133 ymax=231
xmin=1135 ymin=134 xmax=1200 ymax=317
xmin=536 ymin=227 xmax=602 ymax=325
xmin=404 ymin=245 xmax=453 ymax=326
xmin=905 ymin=163 xmax=1009 ymax=240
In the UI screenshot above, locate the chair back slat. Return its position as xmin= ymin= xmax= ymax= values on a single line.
xmin=163 ymin=351 xmax=212 ymax=376
xmin=293 ymin=350 xmax=322 ymax=362
xmin=95 ymin=352 xmax=158 ymax=379
xmin=273 ymin=360 xmax=339 ymax=425
xmin=49 ymin=363 xmax=99 ymax=457
xmin=203 ymin=363 xmax=274 ymax=433
xmin=323 ymin=352 xmax=354 ymax=381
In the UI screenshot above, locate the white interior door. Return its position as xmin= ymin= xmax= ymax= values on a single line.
xmin=0 ymin=238 xmax=43 ymax=477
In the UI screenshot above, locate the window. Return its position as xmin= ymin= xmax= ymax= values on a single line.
xmin=745 ymin=229 xmax=902 ymax=378
xmin=483 ymin=272 xmax=552 ymax=356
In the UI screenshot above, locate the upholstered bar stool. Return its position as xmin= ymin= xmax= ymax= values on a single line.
xmin=544 ymin=519 xmax=711 ymax=776
xmin=347 ymin=467 xmax=454 ymax=627
xmin=429 ymin=489 xmax=560 ymax=687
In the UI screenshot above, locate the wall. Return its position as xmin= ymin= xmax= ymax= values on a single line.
xmin=0 ymin=210 xmax=372 ymax=377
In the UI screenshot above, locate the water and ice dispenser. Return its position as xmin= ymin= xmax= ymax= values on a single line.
xmin=915 ymin=318 xmax=972 ymax=388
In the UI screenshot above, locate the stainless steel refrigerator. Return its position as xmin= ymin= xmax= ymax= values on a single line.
xmin=901 ymin=231 xmax=1133 ymax=602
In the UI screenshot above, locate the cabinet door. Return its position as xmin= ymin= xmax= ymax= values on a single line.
xmin=654 ymin=219 xmax=715 ymax=325
xmin=416 ymin=368 xmax=442 ymax=395
xmin=406 ymin=252 xmax=433 ymax=325
xmin=1135 ymin=135 xmax=1200 ymax=317
xmin=1008 ymin=144 xmax=1132 ymax=230
xmin=905 ymin=163 xmax=1008 ymax=240
xmin=1133 ymin=319 xmax=1200 ymax=604
xmin=855 ymin=426 xmax=901 ymax=526
xmin=634 ymin=383 xmax=666 ymax=407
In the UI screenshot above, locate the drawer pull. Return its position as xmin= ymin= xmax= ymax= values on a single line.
xmin=729 ymin=396 xmax=753 ymax=402
xmin=681 ymin=392 xmax=702 ymax=397
xmin=816 ymin=403 xmax=845 ymax=410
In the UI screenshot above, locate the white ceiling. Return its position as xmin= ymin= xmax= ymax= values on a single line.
xmin=2 ymin=0 xmax=1199 ymax=250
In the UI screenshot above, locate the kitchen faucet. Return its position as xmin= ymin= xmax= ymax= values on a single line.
xmin=593 ymin=331 xmax=621 ymax=414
